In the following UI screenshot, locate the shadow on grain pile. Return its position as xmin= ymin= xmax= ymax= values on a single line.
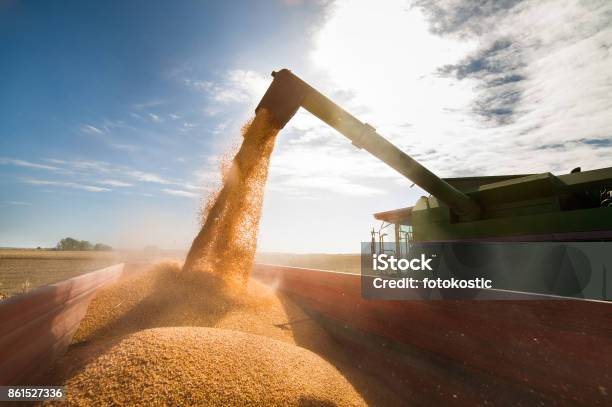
xmin=43 ymin=109 xmax=402 ymax=405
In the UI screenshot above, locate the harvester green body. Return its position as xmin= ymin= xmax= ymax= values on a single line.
xmin=257 ymin=69 xmax=612 ymax=245
xmin=374 ymin=170 xmax=612 ymax=243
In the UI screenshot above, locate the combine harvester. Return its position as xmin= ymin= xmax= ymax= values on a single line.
xmin=252 ymin=69 xmax=612 ymax=405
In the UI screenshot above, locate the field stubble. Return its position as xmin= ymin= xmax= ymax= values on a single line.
xmin=0 ymin=249 xmax=185 ymax=300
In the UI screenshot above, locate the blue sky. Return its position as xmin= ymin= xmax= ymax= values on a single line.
xmin=0 ymin=0 xmax=324 ymax=249
xmin=1 ymin=0 xmax=611 ymax=252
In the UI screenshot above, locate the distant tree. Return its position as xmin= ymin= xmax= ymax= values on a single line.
xmin=78 ymin=240 xmax=93 ymax=251
xmin=56 ymin=237 xmax=81 ymax=251
xmin=56 ymin=237 xmax=102 ymax=251
xmin=94 ymin=243 xmax=112 ymax=251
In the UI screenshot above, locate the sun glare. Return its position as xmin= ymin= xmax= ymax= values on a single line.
xmin=310 ymin=0 xmax=478 ymax=143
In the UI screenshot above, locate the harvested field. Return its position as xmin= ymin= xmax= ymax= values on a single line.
xmin=0 ymin=249 xmax=185 ymax=300
xmin=0 ymin=248 xmax=361 ymax=301
xmin=46 ymin=262 xmax=401 ymax=406
xmin=0 ymin=250 xmax=119 ymax=299
xmin=256 ymin=252 xmax=361 ymax=274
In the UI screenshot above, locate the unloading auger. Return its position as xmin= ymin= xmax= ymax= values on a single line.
xmin=256 ymin=69 xmax=482 ymax=221
xmin=256 ymin=69 xmax=612 ymax=244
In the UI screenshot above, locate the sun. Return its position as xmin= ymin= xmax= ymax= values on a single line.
xmin=310 ymin=0 xmax=477 ymax=137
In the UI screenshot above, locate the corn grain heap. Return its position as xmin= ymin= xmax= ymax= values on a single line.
xmin=49 ymin=264 xmax=399 ymax=406
xmin=56 ymin=327 xmax=366 ymax=406
xmin=45 ymin=111 xmax=403 ymax=406
xmin=182 ymin=109 xmax=280 ymax=288
xmin=71 ymin=262 xmax=330 ymax=348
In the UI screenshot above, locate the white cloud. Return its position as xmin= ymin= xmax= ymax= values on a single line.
xmin=53 ymin=159 xmax=113 ymax=173
xmin=210 ymin=70 xmax=267 ymax=104
xmin=183 ymin=79 xmax=213 ymax=92
xmin=194 ymin=169 xmax=219 ymax=183
xmin=162 ymin=188 xmax=198 ymax=198
xmin=490 ymin=0 xmax=612 ymax=170
xmin=148 ymin=113 xmax=163 ymax=123
xmin=99 ymin=179 xmax=133 ymax=187
xmin=181 ymin=183 xmax=201 ymax=191
xmin=131 ymin=100 xmax=167 ymax=110
xmin=80 ymin=124 xmax=105 ymax=135
xmin=109 ymin=143 xmax=139 ymax=151
xmin=43 ymin=158 xmax=202 ymax=194
xmin=0 ymin=158 xmax=61 ymax=171
xmin=181 ymin=121 xmax=196 ymax=131
xmin=10 ymin=155 xmax=209 ymax=202
xmin=186 ymin=70 xmax=269 ymax=107
xmin=270 ymin=175 xmax=385 ymax=196
xmin=267 ymin=130 xmax=405 ymax=197
xmin=24 ymin=179 xmax=111 ymax=192
xmin=281 ymin=0 xmax=612 ymax=193
xmin=127 ymin=170 xmax=172 ymax=184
